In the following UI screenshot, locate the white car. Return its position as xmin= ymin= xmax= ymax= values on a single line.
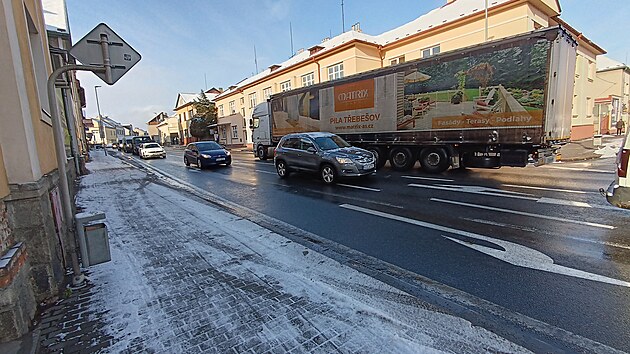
xmin=139 ymin=142 xmax=166 ymax=159
xmin=602 ymin=131 xmax=630 ymax=209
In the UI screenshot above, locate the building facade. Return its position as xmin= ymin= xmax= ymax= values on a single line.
xmin=215 ymin=0 xmax=604 ymax=145
xmin=0 ymin=0 xmax=80 ymax=341
xmin=594 ymin=56 xmax=630 ymax=135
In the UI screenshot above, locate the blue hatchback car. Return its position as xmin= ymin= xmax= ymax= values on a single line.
xmin=184 ymin=141 xmax=231 ymax=169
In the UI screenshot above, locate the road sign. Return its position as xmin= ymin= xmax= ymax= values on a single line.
xmin=70 ymin=23 xmax=141 ymax=85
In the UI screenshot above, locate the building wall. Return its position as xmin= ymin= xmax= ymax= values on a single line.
xmin=570 ymin=48 xmax=598 ymax=140
xmin=0 ymin=147 xmax=8 ymax=200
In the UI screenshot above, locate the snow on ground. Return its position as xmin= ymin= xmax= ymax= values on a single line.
xmin=595 ymin=140 xmax=622 ymax=159
xmin=76 ymin=155 xmax=529 ymax=353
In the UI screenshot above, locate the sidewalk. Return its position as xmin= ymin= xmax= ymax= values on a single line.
xmin=557 ymin=135 xmax=624 ymax=162
xmin=30 ymin=154 xmax=526 ymax=353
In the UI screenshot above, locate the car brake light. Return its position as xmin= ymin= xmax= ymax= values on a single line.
xmin=619 ymin=149 xmax=629 ymax=178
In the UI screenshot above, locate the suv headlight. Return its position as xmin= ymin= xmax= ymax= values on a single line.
xmin=335 ymin=157 xmax=353 ymax=164
xmin=225 ymin=150 xmax=231 ymax=156
xmin=201 ymin=154 xmax=211 ymax=158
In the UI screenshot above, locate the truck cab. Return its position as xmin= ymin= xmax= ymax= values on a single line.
xmin=250 ymin=102 xmax=273 ymax=160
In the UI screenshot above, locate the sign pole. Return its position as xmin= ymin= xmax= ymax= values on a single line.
xmin=47 ymin=64 xmax=105 ymax=286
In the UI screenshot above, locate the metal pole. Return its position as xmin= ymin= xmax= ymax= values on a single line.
xmin=485 ymin=0 xmax=489 ymax=42
xmin=47 ymin=64 xmax=105 ymax=286
xmin=341 ymin=0 xmax=345 ymax=33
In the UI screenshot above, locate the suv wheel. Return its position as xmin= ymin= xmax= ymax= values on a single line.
xmin=321 ymin=164 xmax=337 ymax=184
xmin=184 ymin=156 xmax=190 ymax=166
xmin=276 ymin=160 xmax=289 ymax=178
xmin=197 ymin=158 xmax=204 ymax=170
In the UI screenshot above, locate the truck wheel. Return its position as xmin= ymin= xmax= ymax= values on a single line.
xmin=367 ymin=147 xmax=387 ymax=169
xmin=257 ymin=145 xmax=268 ymax=161
xmin=389 ymin=148 xmax=415 ymax=171
xmin=420 ymin=147 xmax=449 ymax=173
xmin=320 ymin=164 xmax=337 ymax=184
xmin=276 ymin=160 xmax=289 ymax=178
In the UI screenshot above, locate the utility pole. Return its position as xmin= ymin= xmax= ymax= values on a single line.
xmin=341 ymin=0 xmax=345 ymax=33
xmin=485 ymin=0 xmax=489 ymax=41
xmin=254 ymin=45 xmax=259 ymax=73
xmin=290 ymin=22 xmax=294 ymax=57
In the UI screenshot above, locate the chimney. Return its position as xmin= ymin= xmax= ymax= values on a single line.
xmin=351 ymin=22 xmax=361 ymax=32
xmin=269 ymin=64 xmax=281 ymax=72
xmin=309 ymin=45 xmax=324 ymax=55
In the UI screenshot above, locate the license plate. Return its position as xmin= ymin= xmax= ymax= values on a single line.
xmin=216 ymin=157 xmax=225 ymax=161
xmin=364 ymin=163 xmax=374 ymax=170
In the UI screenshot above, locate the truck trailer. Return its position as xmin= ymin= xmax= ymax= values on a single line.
xmin=251 ymin=27 xmax=577 ymax=173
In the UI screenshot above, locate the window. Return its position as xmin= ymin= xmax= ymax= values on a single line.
xmin=390 ymin=56 xmax=405 ymax=66
xmin=188 ymin=109 xmax=193 ymax=119
xmin=280 ymin=80 xmax=292 ymax=92
xmin=263 ymin=87 xmax=272 ymax=99
xmin=218 ymin=105 xmax=223 ymax=117
xmin=299 ymin=138 xmax=315 ymax=151
xmin=302 ymin=72 xmax=315 ymax=87
xmin=229 ymin=100 xmax=235 ymax=114
xmin=241 ymin=108 xmax=245 ymax=117
xmin=232 ymin=125 xmax=238 ymax=138
xmin=240 ymin=97 xmax=245 ymax=105
xmin=249 ymin=92 xmax=257 ymax=108
xmin=422 ymin=45 xmax=440 ymax=58
xmin=328 ymin=63 xmax=344 ymax=81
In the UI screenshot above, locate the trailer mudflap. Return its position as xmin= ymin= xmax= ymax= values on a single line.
xmin=533 ymin=148 xmax=556 ymax=166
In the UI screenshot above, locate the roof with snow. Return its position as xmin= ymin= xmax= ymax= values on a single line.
xmin=175 ymin=93 xmax=199 ymax=110
xmin=597 ymin=56 xmax=628 ymax=71
xmin=216 ymin=0 xmax=517 ymax=100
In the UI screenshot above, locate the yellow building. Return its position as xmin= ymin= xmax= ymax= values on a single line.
xmin=594 ymin=56 xmax=630 ymax=135
xmin=215 ymin=0 xmax=604 ymax=144
xmin=0 ymin=0 xmax=79 ymax=342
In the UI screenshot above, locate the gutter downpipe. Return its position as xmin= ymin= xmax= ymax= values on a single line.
xmin=47 ymin=64 xmax=106 ymax=286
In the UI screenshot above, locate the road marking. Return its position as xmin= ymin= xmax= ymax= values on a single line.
xmin=546 ymin=166 xmax=614 ymax=173
xmin=409 ymin=184 xmax=538 ymax=200
xmin=410 ymin=183 xmax=620 ymax=210
xmin=255 ymin=169 xmax=277 ymax=175
xmin=337 ymin=184 xmax=381 ymax=192
xmin=502 ymin=184 xmax=592 ymax=194
xmin=402 ymin=176 xmax=454 ymax=182
xmin=431 ymin=198 xmax=614 ymax=229
xmin=339 ymin=203 xmax=630 ymax=288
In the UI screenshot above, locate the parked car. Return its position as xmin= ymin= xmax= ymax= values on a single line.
xmin=184 ymin=141 xmax=231 ymax=169
xmin=274 ymin=132 xmax=376 ymax=184
xmin=601 ymin=131 xmax=630 ymax=208
xmin=139 ymin=142 xmax=166 ymax=159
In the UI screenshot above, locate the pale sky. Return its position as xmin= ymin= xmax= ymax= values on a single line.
xmin=66 ymin=0 xmax=630 ymax=130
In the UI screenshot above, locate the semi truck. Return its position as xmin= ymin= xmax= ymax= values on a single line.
xmin=251 ymin=27 xmax=577 ymax=173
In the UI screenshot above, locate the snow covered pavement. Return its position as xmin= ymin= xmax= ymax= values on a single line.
xmin=38 ymin=154 xmax=528 ymax=353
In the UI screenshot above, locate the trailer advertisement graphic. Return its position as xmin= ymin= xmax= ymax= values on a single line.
xmin=271 ymin=38 xmax=551 ymax=135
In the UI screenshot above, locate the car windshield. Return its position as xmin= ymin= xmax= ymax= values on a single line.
xmin=144 ymin=143 xmax=160 ymax=148
xmin=134 ymin=137 xmax=151 ymax=143
xmin=196 ymin=142 xmax=222 ymax=150
xmin=314 ymin=135 xmax=351 ymax=150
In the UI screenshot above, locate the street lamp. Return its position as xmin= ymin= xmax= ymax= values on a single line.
xmin=94 ymin=86 xmax=106 ymax=155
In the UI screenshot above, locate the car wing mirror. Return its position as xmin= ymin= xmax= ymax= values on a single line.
xmin=307 ymin=147 xmax=317 ymax=153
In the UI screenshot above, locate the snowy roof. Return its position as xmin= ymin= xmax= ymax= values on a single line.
xmin=597 ymin=56 xmax=628 ymax=71
xmin=175 ymin=93 xmax=199 ymax=110
xmin=42 ymin=0 xmax=69 ymax=34
xmin=216 ymin=0 xmax=514 ymax=100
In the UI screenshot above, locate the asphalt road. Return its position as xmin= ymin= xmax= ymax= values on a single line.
xmin=114 ymin=147 xmax=630 ymax=352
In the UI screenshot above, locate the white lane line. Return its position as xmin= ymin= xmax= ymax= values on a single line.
xmin=255 ymin=169 xmax=277 ymax=175
xmin=502 ymin=184 xmax=592 ymax=194
xmin=337 ymin=184 xmax=381 ymax=192
xmin=339 ymin=203 xmax=630 ymax=288
xmin=546 ymin=166 xmax=614 ymax=173
xmin=402 ymin=176 xmax=454 ymax=182
xmin=410 ymin=183 xmax=620 ymax=210
xmin=408 ymin=184 xmax=538 ymax=200
xmin=431 ymin=198 xmax=614 ymax=229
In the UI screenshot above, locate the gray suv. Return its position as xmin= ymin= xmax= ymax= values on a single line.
xmin=274 ymin=132 xmax=376 ymax=184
